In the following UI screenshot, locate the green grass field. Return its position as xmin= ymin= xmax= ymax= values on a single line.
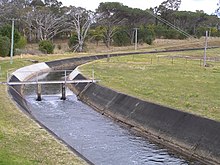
xmin=79 ymin=48 xmax=220 ymax=121
xmin=0 ymin=55 xmax=87 ymax=165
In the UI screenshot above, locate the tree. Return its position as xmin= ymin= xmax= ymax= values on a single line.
xmin=89 ymin=26 xmax=105 ymax=46
xmin=216 ymin=0 xmax=220 ymax=17
xmin=22 ymin=7 xmax=69 ymax=41
xmin=139 ymin=25 xmax=155 ymax=45
xmin=30 ymin=0 xmax=44 ymax=7
xmin=113 ymin=27 xmax=130 ymax=46
xmin=160 ymin=0 xmax=181 ymax=11
xmin=67 ymin=6 xmax=96 ymax=52
xmin=155 ymin=0 xmax=182 ymax=24
xmin=44 ymin=0 xmax=63 ymax=13
xmin=96 ymin=2 xmax=128 ymax=48
xmin=0 ymin=24 xmax=21 ymax=47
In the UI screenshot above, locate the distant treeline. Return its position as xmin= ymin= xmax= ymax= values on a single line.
xmin=0 ymin=0 xmax=219 ymax=54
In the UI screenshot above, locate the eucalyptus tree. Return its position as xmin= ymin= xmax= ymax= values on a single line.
xmin=216 ymin=0 xmax=220 ymax=17
xmin=44 ymin=0 xmax=63 ymax=13
xmin=66 ymin=6 xmax=96 ymax=52
xmin=20 ymin=0 xmax=68 ymax=41
xmin=96 ymin=2 xmax=128 ymax=48
xmin=122 ymin=8 xmax=154 ymax=44
xmin=155 ymin=0 xmax=181 ymax=24
xmin=22 ymin=6 xmax=69 ymax=41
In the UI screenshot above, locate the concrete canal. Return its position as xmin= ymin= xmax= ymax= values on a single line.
xmin=23 ymin=71 xmax=201 ymax=165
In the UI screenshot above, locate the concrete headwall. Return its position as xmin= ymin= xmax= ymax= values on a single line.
xmin=9 ymin=62 xmax=51 ymax=113
xmin=70 ymin=73 xmax=220 ymax=165
xmin=12 ymin=62 xmax=51 ymax=81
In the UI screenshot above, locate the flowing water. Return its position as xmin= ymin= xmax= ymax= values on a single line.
xmin=24 ymin=72 xmax=201 ymax=165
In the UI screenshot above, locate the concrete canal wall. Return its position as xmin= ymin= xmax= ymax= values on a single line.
xmin=8 ymin=52 xmax=220 ymax=165
xmin=8 ymin=62 xmax=51 ymax=113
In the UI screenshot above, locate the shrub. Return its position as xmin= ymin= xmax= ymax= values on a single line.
xmin=39 ymin=40 xmax=54 ymax=54
xmin=139 ymin=25 xmax=155 ymax=45
xmin=113 ymin=28 xmax=130 ymax=46
xmin=15 ymin=36 xmax=27 ymax=49
xmin=0 ymin=35 xmax=10 ymax=57
xmin=68 ymin=34 xmax=78 ymax=50
xmin=153 ymin=25 xmax=187 ymax=39
xmin=145 ymin=36 xmax=154 ymax=45
xmin=57 ymin=44 xmax=62 ymax=50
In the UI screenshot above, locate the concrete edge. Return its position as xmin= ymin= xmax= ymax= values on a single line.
xmin=11 ymin=62 xmax=51 ymax=81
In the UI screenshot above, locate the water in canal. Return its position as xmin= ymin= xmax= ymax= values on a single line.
xmin=24 ymin=72 xmax=201 ymax=165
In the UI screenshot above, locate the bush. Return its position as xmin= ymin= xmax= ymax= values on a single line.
xmin=15 ymin=36 xmax=27 ymax=49
xmin=68 ymin=34 xmax=78 ymax=50
xmin=154 ymin=25 xmax=187 ymax=39
xmin=39 ymin=40 xmax=55 ymax=54
xmin=113 ymin=28 xmax=130 ymax=46
xmin=57 ymin=44 xmax=62 ymax=50
xmin=139 ymin=25 xmax=155 ymax=45
xmin=145 ymin=36 xmax=154 ymax=45
xmin=0 ymin=35 xmax=10 ymax=57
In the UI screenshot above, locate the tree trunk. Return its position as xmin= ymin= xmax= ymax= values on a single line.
xmin=28 ymin=27 xmax=32 ymax=42
xmin=78 ymin=40 xmax=83 ymax=52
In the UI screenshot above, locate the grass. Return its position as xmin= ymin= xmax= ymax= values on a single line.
xmin=79 ymin=48 xmax=220 ymax=121
xmin=0 ymin=55 xmax=88 ymax=165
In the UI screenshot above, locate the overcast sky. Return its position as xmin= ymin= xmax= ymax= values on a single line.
xmin=60 ymin=0 xmax=218 ymax=15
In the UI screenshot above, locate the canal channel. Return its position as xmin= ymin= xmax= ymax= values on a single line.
xmin=23 ymin=71 xmax=201 ymax=165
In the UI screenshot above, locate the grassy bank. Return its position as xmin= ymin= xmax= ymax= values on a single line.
xmin=0 ymin=56 xmax=87 ymax=164
xmin=79 ymin=48 xmax=220 ymax=121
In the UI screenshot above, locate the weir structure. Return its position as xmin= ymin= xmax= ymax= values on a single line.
xmin=2 ymin=69 xmax=97 ymax=101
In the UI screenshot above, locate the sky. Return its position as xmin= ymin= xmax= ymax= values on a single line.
xmin=60 ymin=0 xmax=219 ymax=15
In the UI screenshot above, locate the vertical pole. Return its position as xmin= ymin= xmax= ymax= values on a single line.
xmin=64 ymin=70 xmax=67 ymax=84
xmin=92 ymin=64 xmax=94 ymax=82
xmin=36 ymin=72 xmax=38 ymax=83
xmin=0 ymin=66 xmax=2 ymax=78
xmin=204 ymin=31 xmax=208 ymax=67
xmin=10 ymin=19 xmax=15 ymax=65
xmin=61 ymin=70 xmax=67 ymax=100
xmin=7 ymin=71 xmax=9 ymax=83
xmin=61 ymin=83 xmax=66 ymax=100
xmin=36 ymin=84 xmax=42 ymax=101
xmin=107 ymin=54 xmax=110 ymax=62
xmin=209 ymin=28 xmax=211 ymax=38
xmin=135 ymin=28 xmax=138 ymax=51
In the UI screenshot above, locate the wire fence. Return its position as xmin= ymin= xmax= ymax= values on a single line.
xmin=107 ymin=54 xmax=220 ymax=68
